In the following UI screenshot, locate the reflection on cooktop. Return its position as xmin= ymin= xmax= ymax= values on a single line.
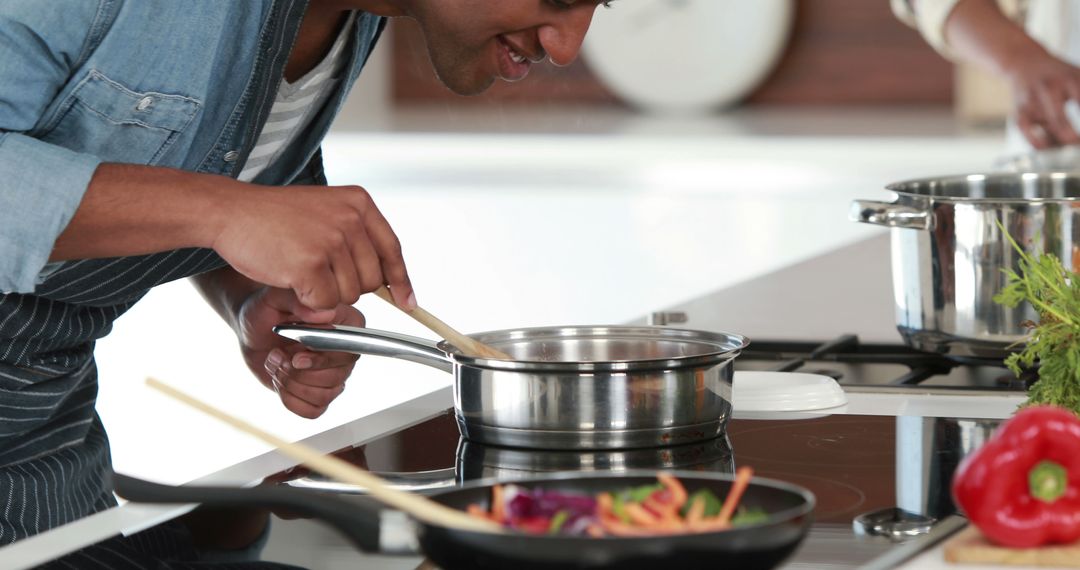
xmin=282 ymin=412 xmax=900 ymax=527
xmin=729 ymin=417 xmax=896 ymax=467
xmin=267 ymin=409 xmax=981 ymax=570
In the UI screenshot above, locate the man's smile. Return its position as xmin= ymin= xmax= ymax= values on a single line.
xmin=495 ymin=35 xmax=538 ymax=81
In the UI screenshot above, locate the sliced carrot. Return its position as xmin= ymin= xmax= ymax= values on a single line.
xmin=623 ymin=502 xmax=660 ymax=526
xmin=597 ymin=492 xmax=615 ymax=518
xmin=467 ymin=503 xmax=495 ymax=521
xmin=685 ymin=495 xmax=706 ymax=524
xmin=600 ymin=517 xmax=681 ymax=537
xmin=586 ymin=524 xmax=606 ymax=538
xmin=642 ymin=496 xmax=681 ymax=526
xmin=687 ymin=518 xmax=732 ymax=532
xmin=491 ymin=484 xmax=506 ymax=524
xmin=714 ymin=466 xmax=754 ymax=526
xmin=656 ymin=473 xmax=688 ymax=510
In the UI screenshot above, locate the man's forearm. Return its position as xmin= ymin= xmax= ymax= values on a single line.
xmin=191 ymin=267 xmax=263 ymax=334
xmin=50 ymin=163 xmax=235 ymax=262
xmin=944 ymin=0 xmax=1049 ymax=77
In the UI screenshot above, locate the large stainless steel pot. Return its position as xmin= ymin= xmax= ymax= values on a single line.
xmin=275 ymin=323 xmax=748 ymax=450
xmin=851 ymin=172 xmax=1080 ymax=358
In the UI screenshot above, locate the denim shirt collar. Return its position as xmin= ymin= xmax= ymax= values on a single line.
xmin=200 ymin=0 xmax=386 ymax=185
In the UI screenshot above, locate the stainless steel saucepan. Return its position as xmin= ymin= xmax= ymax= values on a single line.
xmin=274 ymin=324 xmax=748 ymax=450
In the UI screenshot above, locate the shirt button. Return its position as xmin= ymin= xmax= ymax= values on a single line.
xmin=136 ymin=96 xmax=154 ymax=111
xmin=223 ymin=150 xmax=241 ymax=163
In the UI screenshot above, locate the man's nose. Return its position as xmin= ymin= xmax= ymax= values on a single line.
xmin=538 ymin=7 xmax=596 ymax=67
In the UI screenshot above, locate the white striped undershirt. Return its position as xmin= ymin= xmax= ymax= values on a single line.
xmin=238 ymin=11 xmax=356 ymax=182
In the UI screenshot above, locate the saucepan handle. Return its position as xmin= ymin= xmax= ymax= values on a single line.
xmin=274 ymin=323 xmax=453 ymax=373
xmin=849 ymin=199 xmax=932 ymax=230
xmin=111 ymin=472 xmax=420 ymax=555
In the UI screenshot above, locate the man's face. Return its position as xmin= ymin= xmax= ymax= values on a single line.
xmin=404 ymin=0 xmax=606 ymax=95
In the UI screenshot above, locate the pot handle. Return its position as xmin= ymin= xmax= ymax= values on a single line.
xmin=274 ymin=323 xmax=453 ymax=373
xmin=111 ymin=472 xmax=419 ymax=554
xmin=849 ymin=199 xmax=932 ymax=230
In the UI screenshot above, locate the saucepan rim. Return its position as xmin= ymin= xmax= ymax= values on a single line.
xmin=438 ymin=324 xmax=749 ymax=372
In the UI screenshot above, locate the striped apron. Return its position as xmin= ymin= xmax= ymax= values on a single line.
xmin=0 ymin=248 xmax=229 ymax=543
xmin=6 ymin=154 xmax=333 ymax=570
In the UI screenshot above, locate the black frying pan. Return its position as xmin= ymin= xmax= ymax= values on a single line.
xmin=114 ymin=470 xmax=814 ymax=570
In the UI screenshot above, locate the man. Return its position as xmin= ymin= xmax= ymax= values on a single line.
xmin=894 ymin=0 xmax=1080 ymax=153
xmin=0 ymin=0 xmax=607 ymax=565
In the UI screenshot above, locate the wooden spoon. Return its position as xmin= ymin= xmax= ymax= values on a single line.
xmin=374 ymin=286 xmax=511 ymax=360
xmin=145 ymin=377 xmax=502 ymax=534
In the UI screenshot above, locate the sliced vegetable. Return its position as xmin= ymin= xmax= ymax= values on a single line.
xmin=681 ymin=489 xmax=722 ymax=518
xmin=730 ymin=507 xmax=770 ymax=526
xmin=715 ymin=466 xmax=754 ymax=526
xmin=548 ymin=510 xmax=570 ymax=534
xmin=467 ymin=469 xmax=768 ymax=537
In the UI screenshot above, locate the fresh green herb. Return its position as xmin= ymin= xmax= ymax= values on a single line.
xmin=680 ymin=488 xmax=723 ymax=518
xmin=730 ymin=507 xmax=770 ymax=527
xmin=993 ymin=225 xmax=1080 ymax=414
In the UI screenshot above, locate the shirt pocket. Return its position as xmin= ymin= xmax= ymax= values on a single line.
xmin=38 ymin=70 xmax=201 ymax=166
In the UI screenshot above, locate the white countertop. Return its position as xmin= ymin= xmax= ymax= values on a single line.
xmin=0 ymin=111 xmax=1017 ymax=568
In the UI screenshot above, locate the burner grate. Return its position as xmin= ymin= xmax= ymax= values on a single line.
xmin=738 ymin=334 xmax=1036 ymax=390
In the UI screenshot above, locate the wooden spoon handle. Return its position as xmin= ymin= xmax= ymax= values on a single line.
xmin=145 ymin=377 xmax=500 ymax=534
xmin=374 ymin=286 xmax=511 ymax=360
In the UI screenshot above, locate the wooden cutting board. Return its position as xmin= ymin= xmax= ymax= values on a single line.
xmin=944 ymin=526 xmax=1080 ymax=567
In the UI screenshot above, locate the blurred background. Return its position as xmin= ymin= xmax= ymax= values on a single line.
xmin=96 ymin=0 xmax=1010 ymax=516
xmin=339 ymin=0 xmax=1006 ymax=128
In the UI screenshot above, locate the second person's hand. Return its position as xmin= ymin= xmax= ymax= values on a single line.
xmin=1004 ymin=51 xmax=1080 ymax=149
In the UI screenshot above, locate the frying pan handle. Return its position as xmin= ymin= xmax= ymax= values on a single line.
xmin=273 ymin=323 xmax=453 ymax=373
xmin=111 ymin=472 xmax=419 ymax=554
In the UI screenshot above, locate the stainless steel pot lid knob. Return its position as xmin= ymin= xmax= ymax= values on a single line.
xmin=852 ymin=507 xmax=936 ymax=542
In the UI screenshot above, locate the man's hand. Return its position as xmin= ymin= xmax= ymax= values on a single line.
xmin=213 ymin=184 xmax=416 ymax=312
xmin=238 ymin=286 xmax=362 ymax=418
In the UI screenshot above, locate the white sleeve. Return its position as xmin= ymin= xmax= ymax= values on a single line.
xmin=893 ymin=0 xmax=1027 ymax=61
xmin=891 ymin=0 xmax=966 ymax=59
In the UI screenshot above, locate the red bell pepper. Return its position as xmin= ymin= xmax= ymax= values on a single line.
xmin=952 ymin=406 xmax=1080 ymax=548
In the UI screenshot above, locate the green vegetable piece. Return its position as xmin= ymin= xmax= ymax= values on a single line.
xmin=730 ymin=507 xmax=770 ymax=527
xmin=611 ymin=493 xmax=631 ymax=523
xmin=681 ymin=489 xmax=723 ymax=518
xmin=548 ymin=510 xmax=570 ymax=534
xmin=622 ymin=483 xmax=663 ymax=503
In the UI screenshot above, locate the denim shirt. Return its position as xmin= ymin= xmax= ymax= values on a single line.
xmin=0 ymin=0 xmax=386 ymax=293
